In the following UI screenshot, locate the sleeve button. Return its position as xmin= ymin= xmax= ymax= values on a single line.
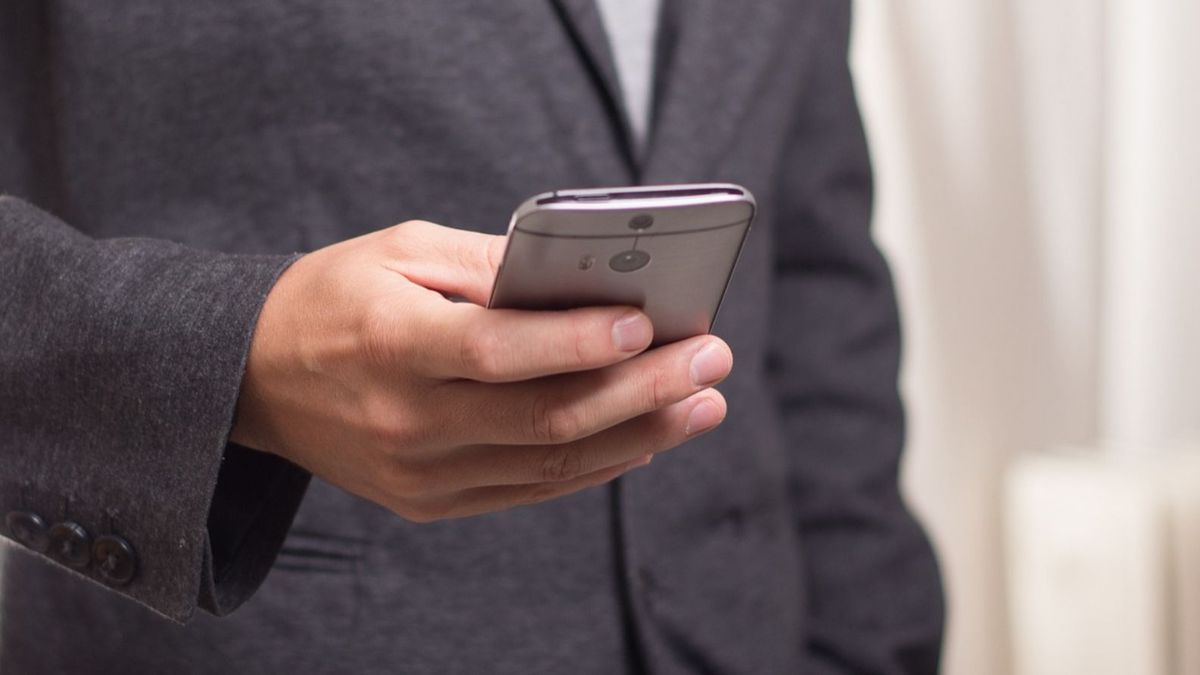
xmin=4 ymin=511 xmax=49 ymax=553
xmin=93 ymin=535 xmax=138 ymax=587
xmin=47 ymin=521 xmax=92 ymax=570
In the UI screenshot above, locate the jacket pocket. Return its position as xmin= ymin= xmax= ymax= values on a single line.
xmin=274 ymin=528 xmax=367 ymax=575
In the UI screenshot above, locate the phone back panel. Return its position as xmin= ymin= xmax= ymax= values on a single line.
xmin=488 ymin=192 xmax=754 ymax=346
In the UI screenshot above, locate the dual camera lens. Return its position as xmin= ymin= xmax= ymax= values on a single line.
xmin=608 ymin=214 xmax=653 ymax=272
xmin=577 ymin=214 xmax=655 ymax=273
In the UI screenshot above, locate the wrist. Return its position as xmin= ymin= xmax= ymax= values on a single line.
xmin=229 ymin=255 xmax=309 ymax=460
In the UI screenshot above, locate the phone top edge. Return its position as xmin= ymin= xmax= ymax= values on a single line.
xmin=511 ymin=183 xmax=755 ymax=225
xmin=508 ymin=189 xmax=557 ymax=235
xmin=540 ymin=182 xmax=748 ymax=202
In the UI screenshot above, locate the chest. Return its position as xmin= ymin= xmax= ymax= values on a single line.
xmin=42 ymin=1 xmax=812 ymax=248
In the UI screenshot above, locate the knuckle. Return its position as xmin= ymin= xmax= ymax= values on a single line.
xmin=530 ymin=393 xmax=583 ymax=444
xmin=384 ymin=220 xmax=442 ymax=262
xmin=391 ymin=219 xmax=430 ymax=238
xmin=644 ymin=364 xmax=671 ymax=411
xmin=569 ymin=320 xmax=590 ymax=366
xmin=539 ymin=446 xmax=585 ymax=483
xmin=365 ymin=401 xmax=414 ymax=447
xmin=458 ymin=325 xmax=503 ymax=379
xmin=546 ymin=406 xmax=585 ymax=443
xmin=382 ymin=220 xmax=420 ymax=253
xmin=366 ymin=411 xmax=440 ymax=467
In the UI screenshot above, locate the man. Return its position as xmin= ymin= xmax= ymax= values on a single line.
xmin=0 ymin=1 xmax=944 ymax=673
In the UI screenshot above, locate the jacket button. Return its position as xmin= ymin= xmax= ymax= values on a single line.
xmin=93 ymin=535 xmax=138 ymax=587
xmin=4 ymin=511 xmax=49 ymax=552
xmin=48 ymin=521 xmax=92 ymax=570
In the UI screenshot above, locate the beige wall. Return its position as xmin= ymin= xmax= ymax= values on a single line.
xmin=852 ymin=0 xmax=1200 ymax=672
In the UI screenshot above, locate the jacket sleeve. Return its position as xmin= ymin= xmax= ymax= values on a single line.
xmin=767 ymin=2 xmax=945 ymax=672
xmin=0 ymin=3 xmax=311 ymax=624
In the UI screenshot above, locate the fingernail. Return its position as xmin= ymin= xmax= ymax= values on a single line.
xmin=685 ymin=399 xmax=725 ymax=436
xmin=612 ymin=312 xmax=653 ymax=352
xmin=689 ymin=341 xmax=732 ymax=386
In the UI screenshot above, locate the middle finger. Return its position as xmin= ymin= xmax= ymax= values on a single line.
xmin=433 ymin=335 xmax=732 ymax=446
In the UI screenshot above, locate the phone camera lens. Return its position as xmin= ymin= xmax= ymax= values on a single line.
xmin=628 ymin=214 xmax=654 ymax=231
xmin=609 ymin=249 xmax=651 ymax=273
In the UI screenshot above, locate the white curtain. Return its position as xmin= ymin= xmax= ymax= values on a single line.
xmin=851 ymin=0 xmax=1200 ymax=672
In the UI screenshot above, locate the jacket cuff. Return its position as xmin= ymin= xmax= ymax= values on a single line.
xmin=0 ymin=196 xmax=303 ymax=622
xmin=199 ymin=442 xmax=312 ymax=616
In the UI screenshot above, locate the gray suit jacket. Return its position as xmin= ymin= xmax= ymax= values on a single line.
xmin=0 ymin=1 xmax=943 ymax=673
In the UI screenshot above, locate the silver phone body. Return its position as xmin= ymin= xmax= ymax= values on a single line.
xmin=488 ymin=183 xmax=755 ymax=346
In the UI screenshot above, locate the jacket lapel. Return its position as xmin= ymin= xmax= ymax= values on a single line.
xmin=548 ymin=0 xmax=639 ymax=174
xmin=642 ymin=0 xmax=792 ymax=183
xmin=549 ymin=0 xmax=791 ymax=183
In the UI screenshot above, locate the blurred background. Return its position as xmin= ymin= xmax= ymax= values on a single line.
xmin=2 ymin=2 xmax=1196 ymax=673
xmin=852 ymin=0 xmax=1200 ymax=673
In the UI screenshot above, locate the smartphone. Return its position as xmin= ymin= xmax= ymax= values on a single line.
xmin=488 ymin=183 xmax=755 ymax=346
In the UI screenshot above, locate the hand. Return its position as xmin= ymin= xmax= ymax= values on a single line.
xmin=230 ymin=220 xmax=732 ymax=522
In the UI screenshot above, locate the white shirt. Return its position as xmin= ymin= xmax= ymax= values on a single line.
xmin=594 ymin=0 xmax=662 ymax=150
